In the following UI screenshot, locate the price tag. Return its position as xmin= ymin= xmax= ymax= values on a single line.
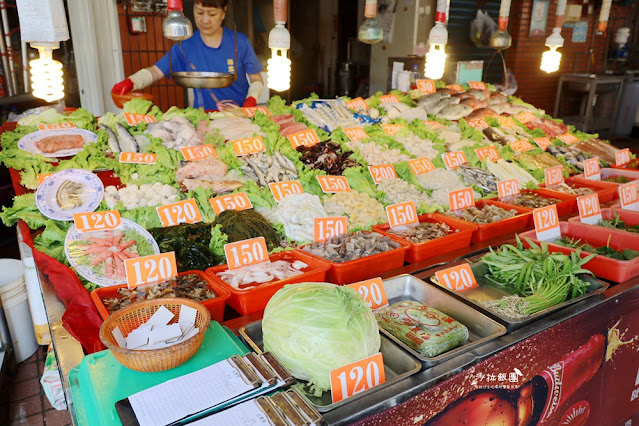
xmin=474 ymin=146 xmax=501 ymax=162
xmin=577 ymin=193 xmax=602 ymax=225
xmin=448 ymin=187 xmax=475 ymax=211
xmin=534 ymin=137 xmax=552 ymax=151
xmin=557 ymin=133 xmax=580 ymax=145
xmin=348 ymin=277 xmax=388 ymax=310
xmin=445 ymin=84 xmax=464 ymax=93
xmin=316 ymin=175 xmax=351 ymax=193
xmin=408 ymin=157 xmax=435 ymax=175
xmin=73 ymin=210 xmax=122 ymax=233
xmin=269 ymin=180 xmax=304 ymax=202
xmin=435 ymin=263 xmax=479 ymax=292
xmin=442 ymin=151 xmax=468 ymax=170
xmin=241 ymin=106 xmax=270 ymax=117
xmin=618 ymin=182 xmax=639 ymax=211
xmin=346 ymin=97 xmax=368 ymax=110
xmin=544 ymin=166 xmax=564 ymax=186
xmin=416 ymin=79 xmax=436 ymax=94
xmin=368 ymin=164 xmax=397 ymax=184
xmin=379 ymin=94 xmax=400 ymax=103
xmin=467 ymin=119 xmax=489 ymax=129
xmin=329 ymin=353 xmax=385 ymax=404
xmin=180 ymin=144 xmax=217 ymax=161
xmin=616 ymin=148 xmax=631 ymax=167
xmin=37 ymin=122 xmax=76 ymax=131
xmin=224 ymin=237 xmax=270 ymax=270
xmin=287 ymin=128 xmax=320 ymax=148
xmin=156 ymin=199 xmax=202 ymax=227
xmin=514 ymin=111 xmax=537 ymax=124
xmin=381 ymin=124 xmax=403 ymax=136
xmin=232 ymin=136 xmax=266 ymax=156
xmin=497 ymin=117 xmax=515 ymax=128
xmin=313 ymin=216 xmax=347 ymax=242
xmin=125 ymin=252 xmax=178 ymax=289
xmin=533 ymin=204 xmax=561 ymax=241
xmin=423 ymin=120 xmax=445 ymax=130
xmin=209 ymin=192 xmax=253 ymax=215
xmin=343 ymin=127 xmax=369 ymax=142
xmin=468 ymin=81 xmax=486 ymax=90
xmin=510 ymin=139 xmax=535 ymax=153
xmin=124 ymin=113 xmax=157 ymax=126
xmin=583 ymin=158 xmax=601 ymax=180
xmin=119 ymin=152 xmax=157 ymax=164
xmin=37 ymin=173 xmax=54 ymax=186
xmin=497 ymin=179 xmax=520 ymax=199
xmin=386 ymin=201 xmax=419 ymax=230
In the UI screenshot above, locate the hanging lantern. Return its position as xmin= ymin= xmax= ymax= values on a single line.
xmin=358 ymin=0 xmax=383 ymax=44
xmin=490 ymin=0 xmax=512 ymax=50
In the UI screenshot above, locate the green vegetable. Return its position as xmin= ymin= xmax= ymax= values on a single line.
xmin=150 ymin=223 xmax=220 ymax=271
xmin=262 ymin=282 xmax=381 ymax=396
xmin=554 ymin=236 xmax=639 ymax=260
xmin=598 ymin=212 xmax=639 ymax=233
xmin=213 ymin=209 xmax=281 ymax=250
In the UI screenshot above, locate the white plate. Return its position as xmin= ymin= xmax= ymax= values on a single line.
xmin=35 ymin=169 xmax=104 ymax=221
xmin=64 ymin=218 xmax=160 ymax=287
xmin=18 ymin=129 xmax=98 ymax=158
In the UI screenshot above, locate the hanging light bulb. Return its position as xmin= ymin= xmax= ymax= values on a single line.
xmin=30 ymin=44 xmax=64 ymax=103
xmin=597 ymin=0 xmax=612 ymax=33
xmin=425 ymin=0 xmax=448 ymax=79
xmin=358 ymin=0 xmax=383 ymax=44
xmin=267 ymin=0 xmax=291 ymax=92
xmin=539 ymin=0 xmax=566 ymax=74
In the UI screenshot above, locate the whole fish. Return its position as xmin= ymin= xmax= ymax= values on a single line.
xmin=114 ymin=123 xmax=139 ymax=153
xmin=428 ymin=97 xmax=460 ymax=115
xmin=455 ymin=165 xmax=499 ymax=193
xmin=438 ymin=103 xmax=473 ymax=121
xmin=99 ymin=124 xmax=120 ymax=153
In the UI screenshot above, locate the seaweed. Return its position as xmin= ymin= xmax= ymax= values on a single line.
xmin=150 ymin=223 xmax=219 ymax=271
xmin=213 ymin=209 xmax=282 ymax=250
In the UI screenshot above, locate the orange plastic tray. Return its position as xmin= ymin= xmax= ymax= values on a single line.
xmin=447 ymin=199 xmax=532 ymax=243
xmin=540 ymin=177 xmax=618 ymax=204
xmin=297 ymin=231 xmax=410 ymax=285
xmin=571 ymin=168 xmax=639 ymax=186
xmin=488 ymin=189 xmax=576 ymax=225
xmin=372 ymin=213 xmax=477 ymax=264
xmin=90 ymin=270 xmax=231 ymax=322
xmin=568 ymin=208 xmax=639 ymax=230
xmin=205 ymin=250 xmax=331 ymax=315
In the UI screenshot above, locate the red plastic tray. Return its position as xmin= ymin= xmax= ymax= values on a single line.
xmin=296 ymin=231 xmax=410 ymax=285
xmin=446 ymin=199 xmax=532 ymax=243
xmin=205 ymin=250 xmax=331 ymax=315
xmin=487 ymin=189 xmax=576 ymax=224
xmin=572 ymin=168 xmax=639 ymax=186
xmin=90 ymin=270 xmax=231 ymax=322
xmin=540 ymin=177 xmax=618 ymax=204
xmin=372 ymin=213 xmax=477 ymax=264
xmin=568 ymin=207 xmax=639 ymax=230
xmin=519 ymin=221 xmax=639 ymax=282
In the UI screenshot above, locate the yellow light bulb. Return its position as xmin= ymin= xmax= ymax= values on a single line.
xmin=267 ymin=48 xmax=291 ymax=92
xmin=30 ymin=48 xmax=64 ymax=103
xmin=425 ymin=44 xmax=446 ymax=80
xmin=540 ymin=46 xmax=561 ymax=73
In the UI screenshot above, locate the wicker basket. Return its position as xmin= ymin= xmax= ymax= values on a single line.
xmin=99 ymin=297 xmax=211 ymax=372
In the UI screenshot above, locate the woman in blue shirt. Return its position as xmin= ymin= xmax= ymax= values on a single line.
xmin=112 ymin=0 xmax=263 ymax=110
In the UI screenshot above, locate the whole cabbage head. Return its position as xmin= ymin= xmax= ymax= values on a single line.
xmin=263 ymin=282 xmax=381 ymax=396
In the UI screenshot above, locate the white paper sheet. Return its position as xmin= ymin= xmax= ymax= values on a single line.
xmin=189 ymin=400 xmax=272 ymax=426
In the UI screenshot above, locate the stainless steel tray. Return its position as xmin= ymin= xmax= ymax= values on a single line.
xmin=429 ymin=261 xmax=609 ymax=332
xmin=170 ymin=71 xmax=236 ymax=89
xmin=239 ymin=321 xmax=421 ymax=413
xmin=380 ymin=275 xmax=507 ymax=366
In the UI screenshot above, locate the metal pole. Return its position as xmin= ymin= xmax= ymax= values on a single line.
xmin=21 ymin=40 xmax=28 ymax=93
xmin=0 ymin=6 xmax=13 ymax=96
xmin=0 ymin=4 xmax=17 ymax=95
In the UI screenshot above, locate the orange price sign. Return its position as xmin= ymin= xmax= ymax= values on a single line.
xmin=618 ymin=182 xmax=639 ymax=211
xmin=224 ymin=237 xmax=270 ymax=270
xmin=343 ymin=127 xmax=369 ymax=142
xmin=435 ymin=263 xmax=479 ymax=292
xmin=474 ymin=146 xmax=501 ymax=162
xmin=533 ymin=204 xmax=560 ymax=241
xmin=368 ymin=164 xmax=397 ymax=184
xmin=467 ymin=119 xmax=489 ymax=129
xmin=416 ymin=79 xmax=436 ymax=94
xmin=313 ymin=216 xmax=347 ymax=242
xmin=241 ymin=106 xmax=270 ymax=117
xmin=445 ymin=84 xmax=464 ymax=93
xmin=381 ymin=124 xmax=403 ymax=136
xmin=510 ymin=139 xmax=535 ymax=153
xmin=423 ymin=120 xmax=445 ymax=130
xmin=583 ymin=158 xmax=601 ymax=180
xmin=156 ymin=199 xmax=202 ymax=227
xmin=577 ymin=193 xmax=602 ymax=225
xmin=497 ymin=179 xmax=520 ymax=199
xmin=316 ymin=175 xmax=351 ymax=193
xmin=119 ymin=152 xmax=157 ymax=164
xmin=124 ymin=113 xmax=157 ymax=126
xmin=544 ymin=166 xmax=564 ymax=186
xmin=616 ymin=148 xmax=631 ymax=167
xmin=408 ymin=157 xmax=435 ymax=175
xmin=449 ymin=187 xmax=475 ymax=211
xmin=442 ymin=151 xmax=468 ymax=170
xmin=287 ymin=128 xmax=320 ymax=148
xmin=379 ymin=94 xmax=400 ymax=103
xmin=73 ymin=210 xmax=122 ymax=233
xmin=557 ymin=133 xmax=580 ymax=145
xmin=348 ymin=277 xmax=388 ymax=310
xmin=37 ymin=173 xmax=54 ymax=186
xmin=209 ymin=192 xmax=253 ymax=215
xmin=534 ymin=137 xmax=552 ymax=151
xmin=125 ymin=252 xmax=178 ymax=289
xmin=269 ymin=180 xmax=304 ymax=202
xmin=180 ymin=144 xmax=217 ymax=161
xmin=468 ymin=81 xmax=487 ymax=90
xmin=330 ymin=353 xmax=385 ymax=403
xmin=497 ymin=117 xmax=515 ymax=128
xmin=232 ymin=136 xmax=266 ymax=156
xmin=386 ymin=201 xmax=419 ymax=230
xmin=37 ymin=122 xmax=76 ymax=131
xmin=346 ymin=97 xmax=368 ymax=110
xmin=514 ymin=111 xmax=537 ymax=124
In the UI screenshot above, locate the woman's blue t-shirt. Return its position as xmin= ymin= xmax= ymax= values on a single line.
xmin=156 ymin=28 xmax=262 ymax=110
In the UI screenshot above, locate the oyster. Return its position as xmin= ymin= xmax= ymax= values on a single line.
xmin=56 ymin=180 xmax=84 ymax=210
